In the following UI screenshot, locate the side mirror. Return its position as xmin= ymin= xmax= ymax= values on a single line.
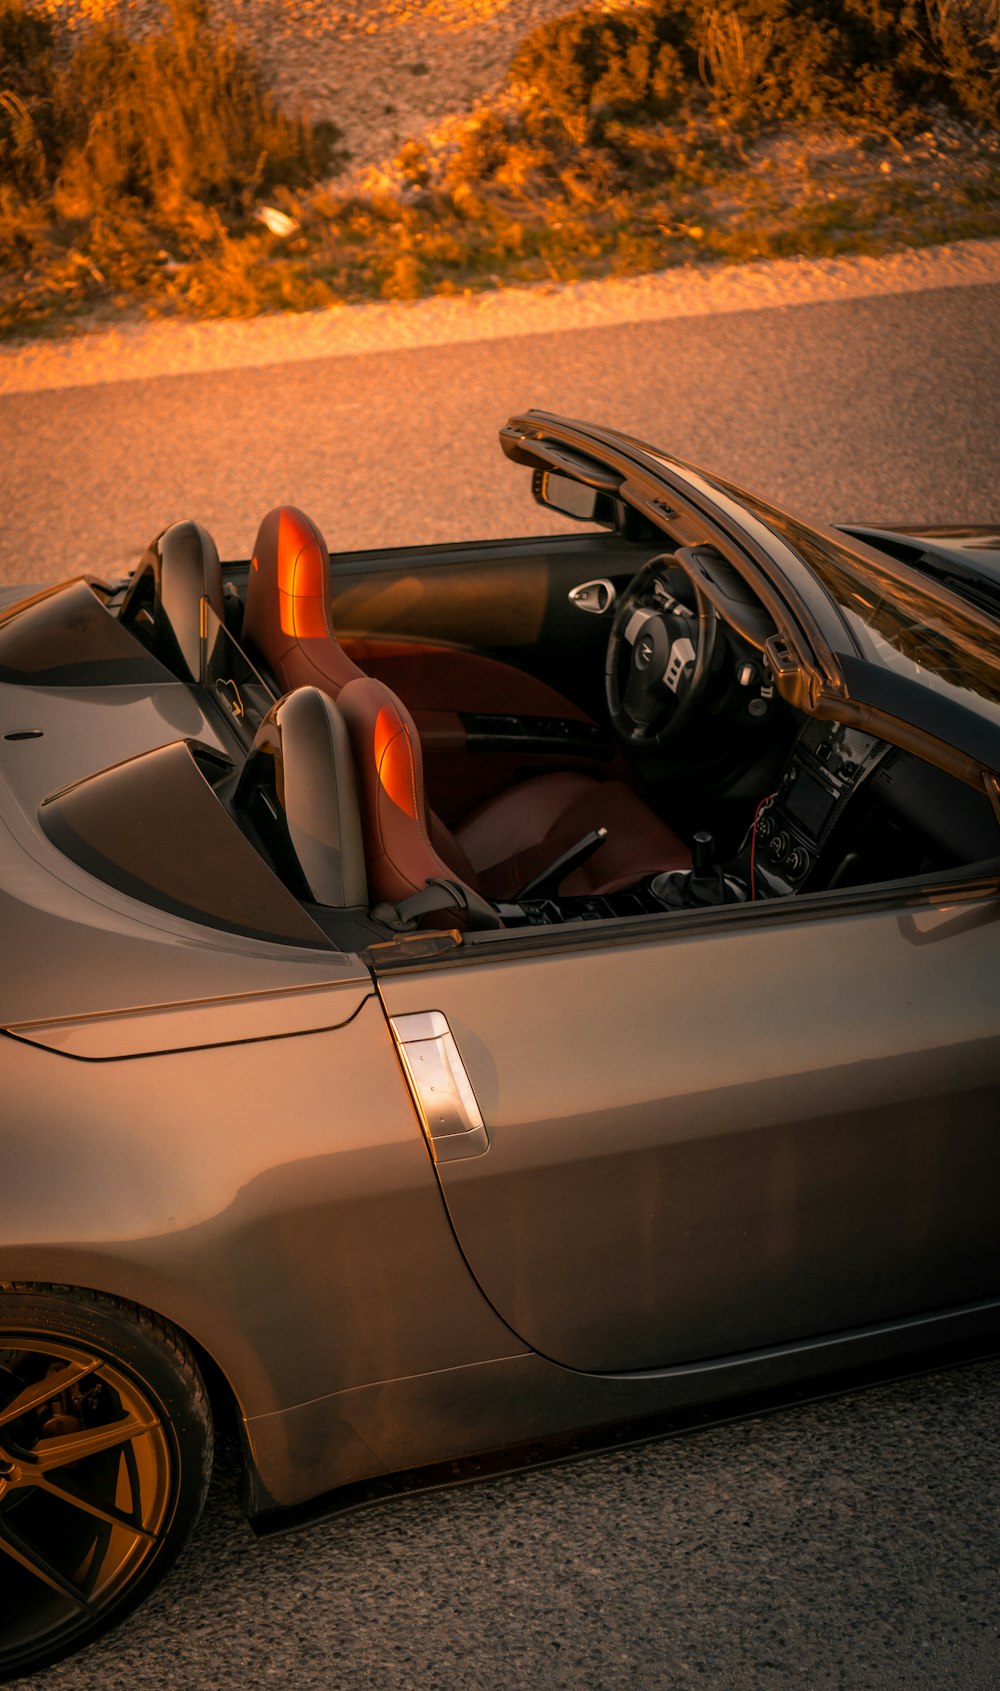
xmin=533 ymin=469 xmax=616 ymax=526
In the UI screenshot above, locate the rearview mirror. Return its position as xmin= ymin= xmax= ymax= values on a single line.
xmin=533 ymin=470 xmax=615 ymax=526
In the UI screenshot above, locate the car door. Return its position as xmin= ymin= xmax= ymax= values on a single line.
xmin=328 ymin=531 xmax=648 ymax=819
xmin=375 ymin=882 xmax=1000 ymax=1375
xmin=328 ymin=530 xmax=646 ymax=724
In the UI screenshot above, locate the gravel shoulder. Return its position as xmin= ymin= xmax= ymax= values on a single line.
xmin=3 ymin=235 xmax=999 ymax=394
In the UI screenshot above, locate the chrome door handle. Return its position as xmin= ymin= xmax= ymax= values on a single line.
xmin=568 ymin=579 xmax=616 ymax=614
xmin=389 ymin=1011 xmax=489 ymax=1162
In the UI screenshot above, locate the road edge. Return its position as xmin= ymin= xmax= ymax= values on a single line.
xmin=3 ymin=237 xmax=999 ymax=396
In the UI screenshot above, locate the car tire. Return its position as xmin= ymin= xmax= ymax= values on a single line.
xmin=0 ymin=1284 xmax=213 ymax=1682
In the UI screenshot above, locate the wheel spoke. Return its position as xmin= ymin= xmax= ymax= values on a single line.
xmin=32 ymin=1412 xmax=160 ymax=1473
xmin=0 ymin=1356 xmax=99 ymax=1429
xmin=624 ymin=660 xmax=658 ymax=725
xmin=32 ymin=1471 xmax=158 ymax=1541
xmin=623 ymin=607 xmax=654 ymax=645
xmin=0 ymin=1301 xmax=204 ymax=1670
xmin=0 ymin=1518 xmax=93 ymax=1613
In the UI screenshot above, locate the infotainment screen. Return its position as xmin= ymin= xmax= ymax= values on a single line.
xmin=785 ymin=770 xmax=837 ymax=837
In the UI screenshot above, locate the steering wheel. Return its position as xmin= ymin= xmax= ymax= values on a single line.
xmin=605 ymin=554 xmax=718 ymax=747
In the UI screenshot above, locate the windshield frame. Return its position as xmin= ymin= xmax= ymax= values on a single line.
xmin=698 ymin=469 xmax=1000 ymax=743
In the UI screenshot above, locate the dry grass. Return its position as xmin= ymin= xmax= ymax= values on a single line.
xmin=1 ymin=0 xmax=998 ymax=336
xmin=0 ymin=0 xmax=340 ymax=328
xmin=699 ymin=9 xmax=774 ymax=131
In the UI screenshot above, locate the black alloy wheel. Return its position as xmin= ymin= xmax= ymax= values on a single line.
xmin=0 ymin=1286 xmax=212 ymax=1682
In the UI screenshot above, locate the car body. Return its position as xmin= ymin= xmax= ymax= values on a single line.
xmin=2 ymin=410 xmax=999 ymax=1678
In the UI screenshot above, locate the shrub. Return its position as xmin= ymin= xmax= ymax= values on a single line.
xmin=1 ymin=0 xmax=337 ymax=222
xmin=431 ymin=0 xmax=998 ymax=283
xmin=0 ymin=2 xmax=60 ymax=194
xmin=503 ymin=0 xmax=999 ymax=154
xmin=922 ymin=0 xmax=1000 ymax=124
xmin=60 ymin=0 xmax=337 ymax=220
xmin=2 ymin=0 xmax=998 ymax=333
xmin=699 ymin=9 xmax=775 ymax=129
xmin=509 ymin=6 xmax=695 ymax=147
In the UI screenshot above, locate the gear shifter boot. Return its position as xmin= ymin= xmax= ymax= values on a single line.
xmin=650 ymin=868 xmax=748 ymax=907
xmin=650 ymin=833 xmax=747 ymax=908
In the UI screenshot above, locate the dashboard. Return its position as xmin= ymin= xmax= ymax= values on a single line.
xmin=751 ymin=719 xmax=999 ymax=900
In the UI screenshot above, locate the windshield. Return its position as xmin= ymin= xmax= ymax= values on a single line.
xmin=703 ymin=474 xmax=1000 ymax=730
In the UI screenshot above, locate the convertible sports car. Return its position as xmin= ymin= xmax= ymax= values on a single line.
xmin=2 ymin=410 xmax=999 ymax=1678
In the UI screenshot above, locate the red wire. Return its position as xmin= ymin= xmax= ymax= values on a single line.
xmin=748 ymin=793 xmax=775 ymax=901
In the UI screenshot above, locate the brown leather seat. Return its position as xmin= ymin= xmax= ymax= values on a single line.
xmin=454 ymin=772 xmax=690 ymax=900
xmin=243 ymin=506 xmax=363 ymax=698
xmin=244 ymin=505 xmax=691 ymax=900
xmin=337 ymin=675 xmax=497 ymax=927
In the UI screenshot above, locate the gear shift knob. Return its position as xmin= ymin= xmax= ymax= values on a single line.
xmin=650 ymin=829 xmax=747 ymax=909
xmin=692 ymin=831 xmax=714 ymax=876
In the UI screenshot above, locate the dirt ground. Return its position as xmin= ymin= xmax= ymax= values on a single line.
xmin=14 ymin=0 xmax=998 ymax=337
xmin=32 ymin=0 xmax=623 ymax=185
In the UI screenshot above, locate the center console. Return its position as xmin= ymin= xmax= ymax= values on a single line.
xmin=497 ymin=883 xmax=668 ymax=927
xmin=752 ymin=719 xmax=890 ymax=895
xmin=493 ymin=720 xmax=892 ymax=928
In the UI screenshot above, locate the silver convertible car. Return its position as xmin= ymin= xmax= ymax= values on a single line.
xmin=2 ymin=411 xmax=999 ymax=1679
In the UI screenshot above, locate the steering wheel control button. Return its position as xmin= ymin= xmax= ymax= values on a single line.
xmin=663 ymin=637 xmax=695 ymax=692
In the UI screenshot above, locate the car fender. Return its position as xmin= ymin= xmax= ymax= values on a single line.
xmin=0 ymin=994 xmax=517 ymax=1431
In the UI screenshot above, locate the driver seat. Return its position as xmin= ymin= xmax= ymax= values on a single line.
xmin=242 ymin=505 xmax=691 ymax=898
xmin=337 ymin=675 xmax=500 ymax=926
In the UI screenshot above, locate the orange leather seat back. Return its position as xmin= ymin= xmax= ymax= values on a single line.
xmin=337 ymin=675 xmax=481 ymax=912
xmin=243 ymin=506 xmax=362 ymax=697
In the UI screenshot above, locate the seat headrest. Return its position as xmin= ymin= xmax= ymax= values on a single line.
xmin=236 ymin=685 xmax=368 ymax=909
xmin=243 ymin=505 xmax=333 ymax=666
xmin=120 ymin=519 xmax=224 ymax=682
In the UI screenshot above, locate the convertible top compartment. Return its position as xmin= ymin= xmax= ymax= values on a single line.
xmin=39 ymin=739 xmax=332 ymax=948
xmin=0 ymin=577 xmax=172 ymax=688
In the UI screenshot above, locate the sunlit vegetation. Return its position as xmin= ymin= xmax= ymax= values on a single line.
xmin=0 ymin=0 xmax=340 ymax=328
xmin=1 ymin=0 xmax=998 ymax=334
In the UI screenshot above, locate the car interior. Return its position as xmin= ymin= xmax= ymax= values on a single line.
xmin=11 ymin=456 xmax=1000 ymax=953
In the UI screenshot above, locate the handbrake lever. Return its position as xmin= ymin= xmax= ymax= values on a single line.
xmin=515 ymin=827 xmax=608 ymax=902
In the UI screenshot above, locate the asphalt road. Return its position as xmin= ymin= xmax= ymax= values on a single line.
xmin=14 ymin=1359 xmax=1000 ymax=1691
xmin=1 ymin=281 xmax=999 ymax=584
xmin=5 ymin=278 xmax=1000 ymax=1688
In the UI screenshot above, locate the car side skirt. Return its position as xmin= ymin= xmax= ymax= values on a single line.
xmin=242 ymin=1292 xmax=1000 ymax=1515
